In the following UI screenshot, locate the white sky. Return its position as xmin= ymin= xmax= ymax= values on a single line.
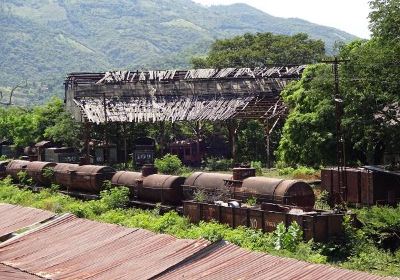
xmin=193 ymin=0 xmax=371 ymax=38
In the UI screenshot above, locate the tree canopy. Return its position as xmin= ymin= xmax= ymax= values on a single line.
xmin=277 ymin=0 xmax=400 ymax=167
xmin=192 ymin=32 xmax=326 ymax=68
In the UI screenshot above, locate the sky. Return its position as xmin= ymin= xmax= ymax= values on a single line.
xmin=193 ymin=0 xmax=371 ymax=38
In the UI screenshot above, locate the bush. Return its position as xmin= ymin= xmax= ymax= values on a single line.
xmin=154 ymin=154 xmax=183 ymax=175
xmin=251 ymin=161 xmax=263 ymax=176
xmin=273 ymin=222 xmax=303 ymax=252
xmin=205 ymin=157 xmax=233 ymax=171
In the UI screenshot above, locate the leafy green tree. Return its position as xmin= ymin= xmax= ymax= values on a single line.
xmin=276 ymin=64 xmax=336 ymax=167
xmin=192 ymin=32 xmax=325 ymax=68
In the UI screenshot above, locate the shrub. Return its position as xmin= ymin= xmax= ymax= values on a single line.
xmin=17 ymin=171 xmax=32 ymax=185
xmin=205 ymin=157 xmax=233 ymax=171
xmin=154 ymin=154 xmax=183 ymax=175
xmin=42 ymin=167 xmax=55 ymax=180
xmin=251 ymin=161 xmax=263 ymax=176
xmin=273 ymin=222 xmax=303 ymax=252
xmin=245 ymin=196 xmax=257 ymax=206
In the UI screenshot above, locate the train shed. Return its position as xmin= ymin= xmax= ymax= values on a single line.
xmin=64 ymin=66 xmax=306 ymax=165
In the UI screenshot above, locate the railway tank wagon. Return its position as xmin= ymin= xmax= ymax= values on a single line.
xmin=183 ymin=172 xmax=233 ymax=200
xmin=53 ymin=163 xmax=116 ymax=193
xmin=139 ymin=174 xmax=186 ymax=205
xmin=0 ymin=160 xmax=10 ymax=179
xmin=111 ymin=171 xmax=143 ymax=199
xmin=26 ymin=161 xmax=57 ymax=186
xmin=5 ymin=160 xmax=30 ymax=181
xmin=111 ymin=165 xmax=185 ymax=205
xmin=236 ymin=177 xmax=315 ymax=208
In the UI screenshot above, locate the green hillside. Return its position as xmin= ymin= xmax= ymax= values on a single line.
xmin=0 ymin=0 xmax=357 ymax=104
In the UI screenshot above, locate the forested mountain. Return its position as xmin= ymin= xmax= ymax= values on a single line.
xmin=0 ymin=0 xmax=357 ymax=104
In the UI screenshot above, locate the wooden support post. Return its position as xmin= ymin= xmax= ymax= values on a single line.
xmin=226 ymin=120 xmax=239 ymax=164
xmin=84 ymin=121 xmax=91 ymax=164
xmin=103 ymin=93 xmax=109 ymax=164
xmin=263 ymin=119 xmax=271 ymax=169
xmin=123 ymin=123 xmax=128 ymax=169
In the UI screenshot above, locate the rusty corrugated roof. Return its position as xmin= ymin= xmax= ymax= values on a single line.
xmin=156 ymin=241 xmax=397 ymax=280
xmin=0 ymin=264 xmax=42 ymax=280
xmin=0 ymin=213 xmax=210 ymax=280
xmin=0 ymin=204 xmax=55 ymax=238
xmin=0 ymin=204 xmax=397 ymax=280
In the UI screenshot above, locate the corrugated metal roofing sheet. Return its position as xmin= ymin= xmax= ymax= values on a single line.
xmin=0 ymin=204 xmax=397 ymax=280
xmin=156 ymin=241 xmax=397 ymax=280
xmin=0 ymin=214 xmax=210 ymax=280
xmin=0 ymin=204 xmax=55 ymax=238
xmin=0 ymin=264 xmax=41 ymax=280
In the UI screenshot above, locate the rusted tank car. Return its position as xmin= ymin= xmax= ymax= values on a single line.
xmin=321 ymin=167 xmax=400 ymax=205
xmin=5 ymin=160 xmax=30 ymax=181
xmin=111 ymin=171 xmax=143 ymax=198
xmin=139 ymin=174 xmax=186 ymax=205
xmin=235 ymin=177 xmax=315 ymax=208
xmin=53 ymin=164 xmax=115 ymax=193
xmin=183 ymin=172 xmax=233 ymax=200
xmin=26 ymin=161 xmax=57 ymax=186
xmin=0 ymin=160 xmax=10 ymax=179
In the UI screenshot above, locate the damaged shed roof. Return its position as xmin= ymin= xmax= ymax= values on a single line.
xmin=0 ymin=213 xmax=210 ymax=280
xmin=0 ymin=204 xmax=395 ymax=280
xmin=65 ymin=67 xmax=303 ymax=123
xmin=0 ymin=204 xmax=55 ymax=239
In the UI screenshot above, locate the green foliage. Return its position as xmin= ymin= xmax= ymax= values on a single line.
xmin=42 ymin=167 xmax=54 ymax=180
xmin=154 ymin=154 xmax=183 ymax=175
xmin=99 ymin=187 xmax=130 ymax=210
xmin=251 ymin=161 xmax=263 ymax=176
xmin=245 ymin=196 xmax=257 ymax=206
xmin=192 ymin=33 xmax=326 ymax=67
xmin=355 ymin=205 xmax=400 ymax=249
xmin=276 ymin=64 xmax=336 ymax=167
xmin=205 ymin=157 xmax=233 ymax=171
xmin=315 ymin=190 xmax=331 ymax=210
xmin=193 ymin=189 xmax=207 ymax=203
xmin=17 ymin=171 xmax=32 ymax=185
xmin=369 ymin=0 xmax=400 ymax=42
xmin=273 ymin=222 xmax=303 ymax=252
xmin=0 ymin=98 xmax=81 ymax=147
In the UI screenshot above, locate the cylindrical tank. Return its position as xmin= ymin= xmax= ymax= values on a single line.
xmin=6 ymin=160 xmax=30 ymax=181
xmin=53 ymin=164 xmax=116 ymax=193
xmin=26 ymin=161 xmax=57 ymax=186
xmin=183 ymin=172 xmax=233 ymax=200
xmin=0 ymin=160 xmax=10 ymax=179
xmin=139 ymin=174 xmax=186 ymax=205
xmin=238 ymin=177 xmax=315 ymax=208
xmin=111 ymin=171 xmax=143 ymax=198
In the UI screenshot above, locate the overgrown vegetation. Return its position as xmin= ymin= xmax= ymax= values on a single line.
xmin=154 ymin=154 xmax=183 ymax=175
xmin=0 ymin=179 xmax=399 ymax=276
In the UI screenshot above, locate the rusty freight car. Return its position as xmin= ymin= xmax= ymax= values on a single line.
xmin=321 ymin=166 xmax=400 ymax=206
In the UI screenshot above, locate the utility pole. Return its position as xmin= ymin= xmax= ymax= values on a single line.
xmin=323 ymin=57 xmax=348 ymax=203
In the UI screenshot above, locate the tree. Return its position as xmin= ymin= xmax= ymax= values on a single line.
xmin=369 ymin=0 xmax=400 ymax=42
xmin=192 ymin=32 xmax=326 ymax=68
xmin=276 ymin=64 xmax=336 ymax=167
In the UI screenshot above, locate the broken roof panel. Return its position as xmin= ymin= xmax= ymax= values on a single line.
xmin=0 ymin=204 xmax=55 ymax=238
xmin=0 ymin=214 xmax=210 ymax=280
xmin=65 ymin=67 xmax=302 ymax=124
xmin=156 ymin=242 xmax=395 ymax=280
